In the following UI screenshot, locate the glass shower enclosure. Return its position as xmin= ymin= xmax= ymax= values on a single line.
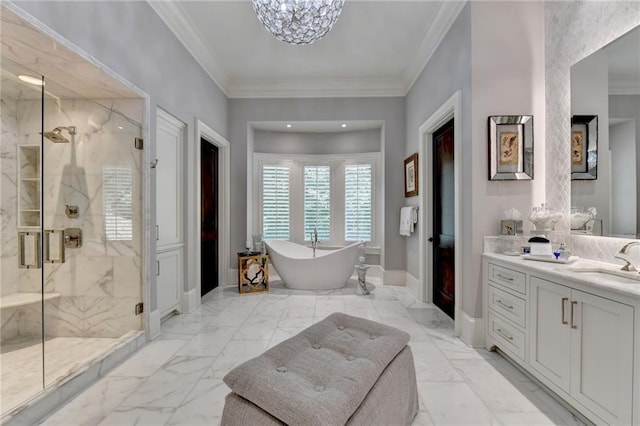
xmin=0 ymin=48 xmax=144 ymax=416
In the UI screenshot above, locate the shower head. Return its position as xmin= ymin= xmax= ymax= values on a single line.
xmin=44 ymin=126 xmax=76 ymax=143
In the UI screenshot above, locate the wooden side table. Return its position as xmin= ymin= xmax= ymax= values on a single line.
xmin=237 ymin=252 xmax=269 ymax=294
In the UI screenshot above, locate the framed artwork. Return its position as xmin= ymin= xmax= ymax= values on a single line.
xmin=571 ymin=115 xmax=598 ymax=180
xmin=404 ymin=153 xmax=418 ymax=197
xmin=488 ymin=115 xmax=534 ymax=180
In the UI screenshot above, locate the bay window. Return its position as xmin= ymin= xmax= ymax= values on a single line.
xmin=255 ymin=153 xmax=380 ymax=247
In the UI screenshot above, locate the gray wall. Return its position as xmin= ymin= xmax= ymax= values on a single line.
xmin=15 ymin=1 xmax=229 ymax=311
xmin=229 ymin=98 xmax=406 ymax=271
xmin=254 ymin=128 xmax=381 ymax=154
xmin=404 ymin=3 xmax=472 ymax=286
xmin=405 ymin=2 xmax=546 ymax=319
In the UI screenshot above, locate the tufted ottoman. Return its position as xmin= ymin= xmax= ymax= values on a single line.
xmin=221 ymin=312 xmax=419 ymax=426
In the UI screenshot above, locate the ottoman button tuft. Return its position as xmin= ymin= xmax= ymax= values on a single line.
xmin=347 ymin=355 xmax=356 ymax=361
xmin=314 ymin=385 xmax=325 ymax=392
xmin=370 ymin=335 xmax=377 ymax=340
xmin=276 ymin=366 xmax=287 ymax=373
xmin=337 ymin=325 xmax=345 ymax=330
xmin=312 ymin=343 xmax=321 ymax=349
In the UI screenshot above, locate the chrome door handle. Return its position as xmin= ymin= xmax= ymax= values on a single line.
xmin=18 ymin=231 xmax=41 ymax=269
xmin=561 ymin=297 xmax=568 ymax=325
xmin=571 ymin=301 xmax=578 ymax=329
xmin=44 ymin=229 xmax=65 ymax=264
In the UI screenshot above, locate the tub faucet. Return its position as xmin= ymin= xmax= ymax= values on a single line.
xmin=616 ymin=241 xmax=640 ymax=271
xmin=310 ymin=227 xmax=319 ymax=257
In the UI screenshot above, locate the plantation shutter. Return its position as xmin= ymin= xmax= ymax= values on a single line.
xmin=344 ymin=163 xmax=372 ymax=241
xmin=304 ymin=165 xmax=331 ymax=240
xmin=262 ymin=165 xmax=290 ymax=240
xmin=103 ymin=166 xmax=133 ymax=241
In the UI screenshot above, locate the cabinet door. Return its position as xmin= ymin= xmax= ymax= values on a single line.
xmin=570 ymin=290 xmax=633 ymax=425
xmin=530 ymin=277 xmax=572 ymax=393
xmin=157 ymin=249 xmax=182 ymax=318
xmin=156 ymin=110 xmax=184 ymax=248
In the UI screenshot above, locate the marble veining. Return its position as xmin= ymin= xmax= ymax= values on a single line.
xmin=38 ymin=281 xmax=585 ymax=426
xmin=545 ymin=2 xmax=640 ymax=262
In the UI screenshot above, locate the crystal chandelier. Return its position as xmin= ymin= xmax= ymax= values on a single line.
xmin=252 ymin=0 xmax=346 ymax=45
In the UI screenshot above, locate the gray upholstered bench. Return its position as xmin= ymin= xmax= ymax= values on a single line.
xmin=221 ymin=312 xmax=419 ymax=426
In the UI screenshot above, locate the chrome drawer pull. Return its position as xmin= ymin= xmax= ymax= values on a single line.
xmin=496 ymin=328 xmax=514 ymax=341
xmin=496 ymin=299 xmax=514 ymax=310
xmin=561 ymin=297 xmax=568 ymax=325
xmin=571 ymin=301 xmax=578 ymax=329
xmin=496 ymin=273 xmax=514 ymax=281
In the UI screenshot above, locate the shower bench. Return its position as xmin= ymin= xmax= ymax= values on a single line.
xmin=221 ymin=312 xmax=419 ymax=425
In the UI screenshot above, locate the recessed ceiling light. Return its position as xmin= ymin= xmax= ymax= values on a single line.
xmin=286 ymin=124 xmax=292 ymax=128
xmin=18 ymin=75 xmax=44 ymax=86
xmin=117 ymin=126 xmax=124 ymax=130
xmin=341 ymin=123 xmax=347 ymax=128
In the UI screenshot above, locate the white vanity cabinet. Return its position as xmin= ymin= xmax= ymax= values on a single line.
xmin=483 ymin=254 xmax=639 ymax=426
xmin=530 ymin=276 xmax=634 ymax=425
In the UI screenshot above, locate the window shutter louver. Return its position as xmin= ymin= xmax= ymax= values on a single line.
xmin=304 ymin=165 xmax=331 ymax=240
xmin=103 ymin=167 xmax=133 ymax=241
xmin=262 ymin=165 xmax=290 ymax=240
xmin=345 ymin=163 xmax=372 ymax=241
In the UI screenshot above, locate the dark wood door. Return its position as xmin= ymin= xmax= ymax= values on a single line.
xmin=201 ymin=139 xmax=219 ymax=296
xmin=432 ymin=118 xmax=455 ymax=319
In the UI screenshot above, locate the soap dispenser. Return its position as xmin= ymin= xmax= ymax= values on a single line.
xmin=557 ymin=243 xmax=569 ymax=260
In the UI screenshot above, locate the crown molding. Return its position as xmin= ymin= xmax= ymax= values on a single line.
xmin=404 ymin=0 xmax=467 ymax=94
xmin=227 ymin=77 xmax=407 ymax=99
xmin=148 ymin=1 xmax=230 ymax=96
xmin=149 ymin=0 xmax=466 ymax=99
xmin=610 ymin=75 xmax=640 ymax=95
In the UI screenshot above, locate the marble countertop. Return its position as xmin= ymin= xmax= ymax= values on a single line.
xmin=484 ymin=253 xmax=640 ymax=300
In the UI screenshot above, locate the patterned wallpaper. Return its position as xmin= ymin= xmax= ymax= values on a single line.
xmin=545 ymin=1 xmax=640 ymax=263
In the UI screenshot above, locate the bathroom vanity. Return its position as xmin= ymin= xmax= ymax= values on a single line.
xmin=483 ymin=253 xmax=640 ymax=425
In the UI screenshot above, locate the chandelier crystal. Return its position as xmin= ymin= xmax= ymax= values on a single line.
xmin=252 ymin=0 xmax=346 ymax=45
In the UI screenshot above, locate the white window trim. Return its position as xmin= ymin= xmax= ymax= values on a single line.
xmin=254 ymin=152 xmax=381 ymax=248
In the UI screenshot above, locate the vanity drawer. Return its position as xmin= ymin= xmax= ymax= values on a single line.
xmin=488 ymin=285 xmax=526 ymax=328
xmin=488 ymin=262 xmax=526 ymax=294
xmin=488 ymin=311 xmax=526 ymax=361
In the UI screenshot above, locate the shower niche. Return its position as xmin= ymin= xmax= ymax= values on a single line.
xmin=17 ymin=144 xmax=41 ymax=228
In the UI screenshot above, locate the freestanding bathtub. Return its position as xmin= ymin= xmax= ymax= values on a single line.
xmin=264 ymin=240 xmax=361 ymax=290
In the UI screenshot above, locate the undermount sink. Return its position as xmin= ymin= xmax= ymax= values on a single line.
xmin=567 ymin=263 xmax=640 ymax=284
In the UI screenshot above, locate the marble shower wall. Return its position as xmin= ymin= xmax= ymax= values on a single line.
xmin=1 ymin=98 xmax=21 ymax=341
xmin=545 ymin=2 xmax=640 ymax=263
xmin=2 ymin=98 xmax=143 ymax=341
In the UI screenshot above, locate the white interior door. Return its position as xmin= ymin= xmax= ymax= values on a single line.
xmin=155 ymin=108 xmax=185 ymax=317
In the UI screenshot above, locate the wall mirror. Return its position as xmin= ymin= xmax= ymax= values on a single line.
xmin=570 ymin=25 xmax=640 ymax=238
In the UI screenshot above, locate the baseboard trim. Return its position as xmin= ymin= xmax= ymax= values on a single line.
xmin=182 ymin=287 xmax=200 ymax=313
xmin=149 ymin=309 xmax=161 ymax=340
xmin=460 ymin=311 xmax=485 ymax=348
xmin=405 ymin=272 xmax=420 ymax=299
xmin=383 ymin=269 xmax=406 ymax=286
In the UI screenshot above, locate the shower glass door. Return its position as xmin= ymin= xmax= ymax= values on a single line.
xmin=1 ymin=58 xmax=144 ymax=416
xmin=40 ymin=85 xmax=143 ymax=389
xmin=0 ymin=58 xmax=46 ymax=415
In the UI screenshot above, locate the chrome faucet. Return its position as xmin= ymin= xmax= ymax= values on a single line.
xmin=310 ymin=227 xmax=319 ymax=257
xmin=615 ymin=241 xmax=640 ymax=271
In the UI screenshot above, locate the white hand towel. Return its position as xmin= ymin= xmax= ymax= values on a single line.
xmin=400 ymin=206 xmax=414 ymax=236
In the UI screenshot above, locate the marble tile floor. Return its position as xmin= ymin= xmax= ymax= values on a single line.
xmin=39 ymin=281 xmax=587 ymax=425
xmin=1 ymin=337 xmax=118 ymax=414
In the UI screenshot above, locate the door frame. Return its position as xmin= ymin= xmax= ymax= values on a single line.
xmin=194 ymin=119 xmax=230 ymax=301
xmin=418 ymin=91 xmax=462 ymax=335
